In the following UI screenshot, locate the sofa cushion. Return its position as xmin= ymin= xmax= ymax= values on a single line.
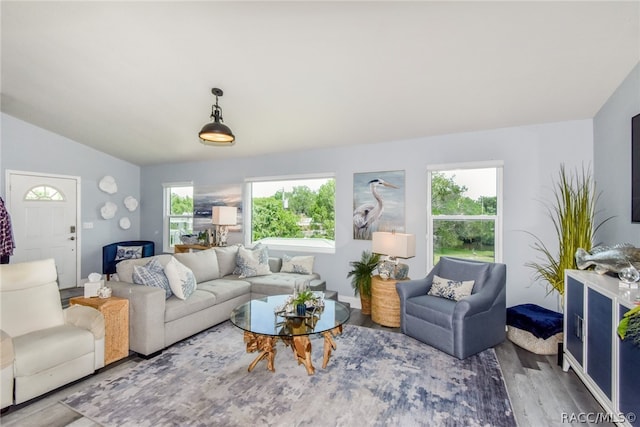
xmin=406 ymin=294 xmax=456 ymax=329
xmin=214 ymin=245 xmax=240 ymax=277
xmin=132 ymin=258 xmax=173 ymax=299
xmin=234 ymin=244 xmax=271 ymax=278
xmin=164 ymin=290 xmax=218 ymax=323
xmin=174 ymin=248 xmax=220 ymax=283
xmin=116 ymin=254 xmax=174 ymax=284
xmin=243 ymin=273 xmax=322 ymax=295
xmin=12 ymin=325 xmax=94 ymax=376
xmin=198 ymin=279 xmax=251 ymax=304
xmin=427 ymin=275 xmax=475 ymax=301
xmin=164 ymin=258 xmax=197 ymax=300
xmin=280 ymin=255 xmax=314 ymax=274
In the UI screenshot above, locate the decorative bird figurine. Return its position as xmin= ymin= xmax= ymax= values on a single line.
xmin=353 ymin=178 xmax=398 ymax=240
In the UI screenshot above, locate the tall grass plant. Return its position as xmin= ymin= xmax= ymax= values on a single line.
xmin=525 ymin=165 xmax=611 ymax=297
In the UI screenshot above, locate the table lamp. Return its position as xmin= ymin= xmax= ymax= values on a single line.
xmin=212 ymin=206 xmax=238 ymax=246
xmin=372 ymin=231 xmax=416 ymax=280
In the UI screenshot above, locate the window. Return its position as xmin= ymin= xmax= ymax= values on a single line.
xmin=427 ymin=162 xmax=503 ymax=268
xmin=163 ymin=183 xmax=194 ymax=252
xmin=24 ymin=185 xmax=64 ymax=201
xmin=246 ymin=174 xmax=335 ymax=253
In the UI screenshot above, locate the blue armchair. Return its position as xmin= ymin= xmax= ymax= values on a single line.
xmin=102 ymin=240 xmax=155 ymax=279
xmin=396 ymin=257 xmax=507 ymax=359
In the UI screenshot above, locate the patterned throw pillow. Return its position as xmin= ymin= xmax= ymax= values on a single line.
xmin=427 ymin=274 xmax=475 ymax=301
xmin=280 ymin=255 xmax=314 ymax=274
xmin=234 ymin=244 xmax=271 ymax=278
xmin=115 ymin=245 xmax=143 ymax=261
xmin=132 ymin=258 xmax=173 ymax=299
xmin=164 ymin=257 xmax=197 ymax=300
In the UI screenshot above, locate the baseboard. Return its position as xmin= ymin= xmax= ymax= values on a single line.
xmin=339 ymin=295 xmax=360 ymax=309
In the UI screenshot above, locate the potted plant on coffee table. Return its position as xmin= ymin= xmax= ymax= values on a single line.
xmin=347 ymin=250 xmax=381 ymax=315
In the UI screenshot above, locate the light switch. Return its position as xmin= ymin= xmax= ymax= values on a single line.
xmin=83 ymin=222 xmax=94 ymax=229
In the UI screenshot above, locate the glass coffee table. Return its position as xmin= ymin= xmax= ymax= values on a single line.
xmin=230 ymin=294 xmax=350 ymax=375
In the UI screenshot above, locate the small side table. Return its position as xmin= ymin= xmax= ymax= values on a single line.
xmin=70 ymin=296 xmax=129 ymax=365
xmin=371 ymin=275 xmax=408 ymax=327
xmin=174 ymin=244 xmax=214 ymax=253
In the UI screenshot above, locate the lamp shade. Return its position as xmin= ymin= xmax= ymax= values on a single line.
xmin=372 ymin=232 xmax=416 ymax=258
xmin=199 ymin=122 xmax=235 ymax=144
xmin=212 ymin=206 xmax=238 ymax=226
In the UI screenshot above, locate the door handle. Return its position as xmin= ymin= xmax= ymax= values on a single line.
xmin=69 ymin=236 xmax=76 ymax=241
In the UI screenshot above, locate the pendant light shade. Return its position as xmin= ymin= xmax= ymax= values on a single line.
xmin=199 ymin=88 xmax=235 ymax=145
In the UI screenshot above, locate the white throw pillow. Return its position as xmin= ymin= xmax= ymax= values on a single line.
xmin=280 ymin=255 xmax=314 ymax=274
xmin=234 ymin=244 xmax=271 ymax=278
xmin=164 ymin=257 xmax=197 ymax=300
xmin=427 ymin=274 xmax=475 ymax=301
xmin=214 ymin=245 xmax=241 ymax=277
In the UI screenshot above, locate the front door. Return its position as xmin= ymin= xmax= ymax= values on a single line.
xmin=7 ymin=171 xmax=80 ymax=288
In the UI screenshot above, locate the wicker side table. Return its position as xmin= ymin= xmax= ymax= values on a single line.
xmin=371 ymin=275 xmax=407 ymax=327
xmin=70 ymin=296 xmax=129 ymax=365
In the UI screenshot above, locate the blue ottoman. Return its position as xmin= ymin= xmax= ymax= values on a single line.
xmin=506 ymin=304 xmax=564 ymax=355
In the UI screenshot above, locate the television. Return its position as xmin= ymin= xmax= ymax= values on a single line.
xmin=633 ymin=113 xmax=640 ymax=222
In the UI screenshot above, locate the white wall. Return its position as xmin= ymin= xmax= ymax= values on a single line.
xmin=594 ymin=62 xmax=640 ymax=247
xmin=141 ymin=119 xmax=594 ymax=311
xmin=0 ymin=113 xmax=142 ymax=277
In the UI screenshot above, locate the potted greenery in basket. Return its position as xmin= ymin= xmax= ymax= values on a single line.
xmin=347 ymin=250 xmax=381 ymax=315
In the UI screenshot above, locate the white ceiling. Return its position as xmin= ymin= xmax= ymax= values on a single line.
xmin=2 ymin=1 xmax=639 ymax=166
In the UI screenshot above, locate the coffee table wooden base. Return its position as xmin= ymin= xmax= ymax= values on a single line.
xmin=242 ymin=326 xmax=344 ymax=375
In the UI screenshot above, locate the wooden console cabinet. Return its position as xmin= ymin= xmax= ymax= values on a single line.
xmin=564 ymin=270 xmax=639 ymax=426
xmin=70 ymin=296 xmax=130 ymax=365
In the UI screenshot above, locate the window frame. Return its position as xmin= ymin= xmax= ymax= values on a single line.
xmin=244 ymin=173 xmax=336 ymax=254
xmin=426 ymin=161 xmax=503 ymax=270
xmin=162 ymin=181 xmax=194 ymax=253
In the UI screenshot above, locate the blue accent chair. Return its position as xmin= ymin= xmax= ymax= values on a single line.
xmin=396 ymin=257 xmax=507 ymax=359
xmin=102 ymin=240 xmax=155 ymax=279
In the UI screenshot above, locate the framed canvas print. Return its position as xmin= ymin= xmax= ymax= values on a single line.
xmin=353 ymin=170 xmax=405 ymax=240
xmin=194 ymin=184 xmax=243 ymax=232
xmin=633 ymin=113 xmax=640 ymax=223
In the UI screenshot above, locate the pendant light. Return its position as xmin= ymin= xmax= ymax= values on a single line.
xmin=199 ymin=88 xmax=235 ymax=145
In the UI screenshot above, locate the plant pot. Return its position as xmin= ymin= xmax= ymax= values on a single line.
xmin=360 ymin=294 xmax=371 ymax=315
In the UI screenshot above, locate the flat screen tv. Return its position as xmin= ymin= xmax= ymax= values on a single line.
xmin=633 ymin=113 xmax=640 ymax=222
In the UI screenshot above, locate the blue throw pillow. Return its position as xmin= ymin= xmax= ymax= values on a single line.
xmin=133 ymin=258 xmax=172 ymax=299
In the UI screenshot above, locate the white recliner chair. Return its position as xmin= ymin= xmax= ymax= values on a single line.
xmin=0 ymin=258 xmax=105 ymax=408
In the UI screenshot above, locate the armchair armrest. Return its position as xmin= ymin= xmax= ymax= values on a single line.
xmin=109 ymin=281 xmax=166 ymax=356
xmin=0 ymin=330 xmax=13 ymax=370
xmin=396 ymin=278 xmax=430 ymax=301
xmin=454 ymin=289 xmax=500 ymax=319
xmin=64 ymin=305 xmax=105 ymax=339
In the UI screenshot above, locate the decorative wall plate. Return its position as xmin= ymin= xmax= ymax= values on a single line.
xmin=99 ymin=175 xmax=118 ymax=194
xmin=100 ymin=201 xmax=117 ymax=219
xmin=119 ymin=217 xmax=131 ymax=230
xmin=124 ymin=196 xmax=138 ymax=212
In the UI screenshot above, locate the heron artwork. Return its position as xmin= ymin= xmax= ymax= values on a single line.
xmin=353 ymin=178 xmax=398 ymax=240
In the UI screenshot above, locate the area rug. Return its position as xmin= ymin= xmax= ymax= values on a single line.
xmin=62 ymin=322 xmax=515 ymax=427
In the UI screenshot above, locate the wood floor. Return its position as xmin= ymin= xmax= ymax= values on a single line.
xmin=1 ymin=308 xmax=611 ymax=427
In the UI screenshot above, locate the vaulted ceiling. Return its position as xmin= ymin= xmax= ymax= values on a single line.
xmin=2 ymin=1 xmax=638 ymax=166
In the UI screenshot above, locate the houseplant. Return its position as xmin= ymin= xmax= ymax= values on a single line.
xmin=347 ymin=250 xmax=381 ymax=315
xmin=618 ymin=305 xmax=640 ymax=348
xmin=525 ymin=164 xmax=611 ymax=297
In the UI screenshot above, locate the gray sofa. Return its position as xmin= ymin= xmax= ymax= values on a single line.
xmin=108 ymin=246 xmax=325 ymax=357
